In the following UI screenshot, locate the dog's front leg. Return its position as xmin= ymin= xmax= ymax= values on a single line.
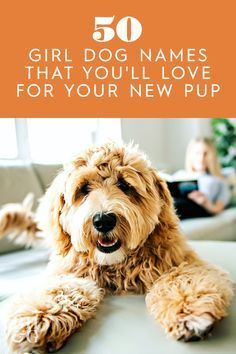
xmin=7 ymin=274 xmax=104 ymax=353
xmin=146 ymin=262 xmax=233 ymax=341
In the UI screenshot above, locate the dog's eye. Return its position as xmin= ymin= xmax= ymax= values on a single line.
xmin=75 ymin=183 xmax=90 ymax=200
xmin=81 ymin=183 xmax=90 ymax=195
xmin=117 ymin=178 xmax=132 ymax=194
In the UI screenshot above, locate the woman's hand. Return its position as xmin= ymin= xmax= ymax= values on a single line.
xmin=187 ymin=191 xmax=208 ymax=206
xmin=187 ymin=191 xmax=224 ymax=214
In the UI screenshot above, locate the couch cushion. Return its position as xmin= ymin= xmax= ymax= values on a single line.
xmin=0 ymin=241 xmax=235 ymax=354
xmin=181 ymin=207 xmax=236 ymax=241
xmin=0 ymin=163 xmax=43 ymax=206
xmin=33 ymin=163 xmax=62 ymax=191
xmin=189 ymin=241 xmax=236 ymax=280
xmin=0 ymin=248 xmax=49 ymax=301
xmin=1 ymin=294 xmax=235 ymax=354
xmin=0 ymin=239 xmax=25 ymax=255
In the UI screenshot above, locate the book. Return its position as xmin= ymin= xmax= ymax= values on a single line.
xmin=159 ymin=172 xmax=198 ymax=198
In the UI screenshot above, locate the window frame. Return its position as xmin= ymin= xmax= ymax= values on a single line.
xmin=0 ymin=118 xmax=122 ymax=164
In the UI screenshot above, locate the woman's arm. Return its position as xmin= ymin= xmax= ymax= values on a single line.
xmin=202 ymin=199 xmax=225 ymax=214
xmin=187 ymin=191 xmax=225 ymax=215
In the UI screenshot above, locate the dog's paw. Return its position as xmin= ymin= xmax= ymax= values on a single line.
xmin=7 ymin=314 xmax=65 ymax=354
xmin=167 ymin=313 xmax=215 ymax=342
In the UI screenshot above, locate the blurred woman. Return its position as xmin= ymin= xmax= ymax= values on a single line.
xmin=174 ymin=137 xmax=230 ymax=219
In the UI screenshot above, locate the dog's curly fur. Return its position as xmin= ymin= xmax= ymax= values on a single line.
xmin=0 ymin=193 xmax=41 ymax=248
xmin=6 ymin=142 xmax=233 ymax=353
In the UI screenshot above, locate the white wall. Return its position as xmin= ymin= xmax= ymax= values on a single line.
xmin=121 ymin=119 xmax=166 ymax=169
xmin=121 ymin=118 xmax=212 ymax=171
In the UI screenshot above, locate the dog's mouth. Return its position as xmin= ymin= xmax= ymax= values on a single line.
xmin=97 ymin=235 xmax=121 ymax=253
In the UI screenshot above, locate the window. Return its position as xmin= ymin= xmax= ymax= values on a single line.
xmin=0 ymin=119 xmax=18 ymax=159
xmin=0 ymin=118 xmax=122 ymax=163
xmin=27 ymin=119 xmax=96 ymax=163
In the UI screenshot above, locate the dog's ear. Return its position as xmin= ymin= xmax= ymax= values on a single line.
xmin=149 ymin=168 xmax=194 ymax=271
xmin=150 ymin=168 xmax=180 ymax=229
xmin=37 ymin=171 xmax=71 ymax=256
xmin=150 ymin=168 xmax=173 ymax=208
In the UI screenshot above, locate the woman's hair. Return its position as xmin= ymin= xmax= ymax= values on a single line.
xmin=185 ymin=137 xmax=223 ymax=178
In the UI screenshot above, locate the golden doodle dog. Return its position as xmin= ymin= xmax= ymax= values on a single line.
xmin=5 ymin=142 xmax=233 ymax=353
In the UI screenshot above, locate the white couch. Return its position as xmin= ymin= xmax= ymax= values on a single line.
xmin=0 ymin=163 xmax=236 ymax=354
xmin=0 ymin=241 xmax=235 ymax=354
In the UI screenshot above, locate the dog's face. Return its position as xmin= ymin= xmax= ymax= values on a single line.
xmin=39 ymin=143 xmax=173 ymax=265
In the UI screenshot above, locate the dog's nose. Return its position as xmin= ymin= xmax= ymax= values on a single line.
xmin=93 ymin=213 xmax=117 ymax=233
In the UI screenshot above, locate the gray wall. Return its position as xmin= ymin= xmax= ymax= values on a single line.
xmin=121 ymin=118 xmax=212 ymax=172
xmin=121 ymin=119 xmax=165 ymax=169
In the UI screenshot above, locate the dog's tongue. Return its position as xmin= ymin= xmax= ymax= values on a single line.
xmin=98 ymin=236 xmax=117 ymax=247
